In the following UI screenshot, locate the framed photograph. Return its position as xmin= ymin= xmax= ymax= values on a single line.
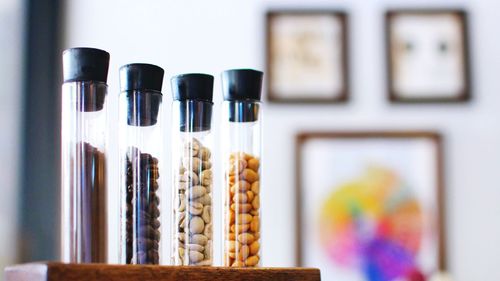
xmin=266 ymin=11 xmax=349 ymax=103
xmin=386 ymin=10 xmax=470 ymax=103
xmin=296 ymin=132 xmax=445 ymax=281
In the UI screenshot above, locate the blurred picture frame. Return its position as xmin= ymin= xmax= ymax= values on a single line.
xmin=296 ymin=131 xmax=446 ymax=281
xmin=266 ymin=10 xmax=349 ymax=103
xmin=386 ymin=10 xmax=471 ymax=103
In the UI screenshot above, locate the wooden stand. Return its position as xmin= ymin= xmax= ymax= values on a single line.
xmin=4 ymin=262 xmax=321 ymax=281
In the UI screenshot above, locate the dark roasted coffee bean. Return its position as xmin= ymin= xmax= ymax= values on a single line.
xmin=152 ymin=219 xmax=160 ymax=229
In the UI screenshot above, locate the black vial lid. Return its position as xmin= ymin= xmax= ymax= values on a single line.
xmin=62 ymin=47 xmax=110 ymax=83
xmin=119 ymin=63 xmax=164 ymax=127
xmin=171 ymin=73 xmax=214 ymax=103
xmin=171 ymin=73 xmax=214 ymax=132
xmin=119 ymin=63 xmax=165 ymax=92
xmin=222 ymin=69 xmax=263 ymax=101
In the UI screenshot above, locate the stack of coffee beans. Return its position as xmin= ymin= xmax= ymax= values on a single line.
xmin=225 ymin=152 xmax=261 ymax=267
xmin=173 ymin=138 xmax=213 ymax=265
xmin=125 ymin=147 xmax=161 ymax=264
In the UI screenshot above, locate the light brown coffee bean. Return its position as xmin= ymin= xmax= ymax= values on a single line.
xmin=232 ymin=260 xmax=245 ymax=267
xmin=240 ymin=169 xmax=259 ymax=183
xmin=179 ymin=247 xmax=185 ymax=259
xmin=252 ymin=195 xmax=260 ymax=210
xmin=187 ymin=243 xmax=204 ymax=252
xmin=233 ymin=180 xmax=250 ymax=192
xmin=189 ymin=250 xmax=204 ymax=263
xmin=199 ymin=147 xmax=211 ymax=161
xmin=190 ymin=185 xmax=206 ymax=199
xmin=231 ymin=203 xmax=253 ymax=213
xmin=204 ymin=240 xmax=212 ymax=259
xmin=233 ymin=192 xmax=248 ymax=203
xmin=250 ymin=216 xmax=260 ymax=232
xmin=192 ymin=234 xmax=208 ymax=246
xmin=231 ymin=224 xmax=250 ymax=233
xmin=194 ymin=193 xmax=212 ymax=205
xmin=181 ymin=171 xmax=199 ymax=185
xmin=245 ymin=255 xmax=259 ymax=266
xmin=228 ymin=240 xmax=238 ymax=252
xmin=190 ymin=216 xmax=205 ymax=234
xmin=254 ymin=232 xmax=260 ymax=240
xmin=202 ymin=205 xmax=211 ymax=223
xmin=182 ymin=157 xmax=201 ymax=172
xmin=247 ymin=158 xmax=260 ymax=172
xmin=249 ymin=241 xmax=260 ymax=255
xmin=246 ymin=190 xmax=255 ymax=202
xmin=177 ymin=194 xmax=186 ymax=212
xmin=237 ymin=214 xmax=253 ymax=224
xmin=228 ymin=175 xmax=236 ymax=185
xmin=184 ymin=139 xmax=200 ymax=157
xmin=238 ymin=245 xmax=250 ymax=261
xmin=202 ymin=161 xmax=212 ymax=170
xmin=228 ymin=232 xmax=236 ymax=241
xmin=229 ymin=159 xmax=246 ymax=176
xmin=250 ymin=209 xmax=259 ymax=216
xmin=200 ymin=169 xmax=212 ymax=186
xmin=237 ymin=233 xmax=255 ymax=245
xmin=189 ymin=202 xmax=203 ymax=215
xmin=251 ymin=181 xmax=259 ymax=194
xmin=204 ymin=223 xmax=212 ymax=239
xmin=178 ymin=212 xmax=186 ymax=229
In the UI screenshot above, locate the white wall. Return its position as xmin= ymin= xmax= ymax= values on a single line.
xmin=64 ymin=0 xmax=500 ymax=280
xmin=0 ymin=0 xmax=24 ymax=270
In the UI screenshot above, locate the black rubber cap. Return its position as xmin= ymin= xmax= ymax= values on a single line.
xmin=222 ymin=69 xmax=263 ymax=101
xmin=62 ymin=47 xmax=110 ymax=83
xmin=171 ymin=73 xmax=214 ymax=103
xmin=119 ymin=63 xmax=165 ymax=92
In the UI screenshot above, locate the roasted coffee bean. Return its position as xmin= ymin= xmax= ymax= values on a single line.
xmin=124 ymin=148 xmax=161 ymax=264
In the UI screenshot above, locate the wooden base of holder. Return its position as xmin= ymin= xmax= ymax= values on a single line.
xmin=5 ymin=262 xmax=321 ymax=281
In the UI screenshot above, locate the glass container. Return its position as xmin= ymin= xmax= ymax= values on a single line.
xmin=118 ymin=64 xmax=165 ymax=264
xmin=171 ymin=74 xmax=214 ymax=266
xmin=221 ymin=69 xmax=263 ymax=267
xmin=61 ymin=47 xmax=109 ymax=263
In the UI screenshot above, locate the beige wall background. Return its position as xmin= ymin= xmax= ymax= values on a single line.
xmin=64 ymin=0 xmax=500 ymax=280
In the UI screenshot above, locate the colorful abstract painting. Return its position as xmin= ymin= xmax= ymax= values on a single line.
xmin=297 ymin=133 xmax=443 ymax=281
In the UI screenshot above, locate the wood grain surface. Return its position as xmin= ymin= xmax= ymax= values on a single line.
xmin=5 ymin=263 xmax=321 ymax=281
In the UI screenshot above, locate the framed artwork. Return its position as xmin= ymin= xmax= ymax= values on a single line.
xmin=386 ymin=10 xmax=470 ymax=103
xmin=296 ymin=132 xmax=446 ymax=281
xmin=266 ymin=10 xmax=349 ymax=103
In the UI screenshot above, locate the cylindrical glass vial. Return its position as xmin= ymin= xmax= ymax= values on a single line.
xmin=171 ymin=74 xmax=214 ymax=266
xmin=118 ymin=64 xmax=165 ymax=265
xmin=61 ymin=48 xmax=110 ymax=263
xmin=221 ymin=69 xmax=263 ymax=267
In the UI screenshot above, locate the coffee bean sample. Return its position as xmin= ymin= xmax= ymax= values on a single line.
xmin=124 ymin=147 xmax=161 ymax=264
xmin=66 ymin=142 xmax=107 ymax=263
xmin=173 ymin=138 xmax=213 ymax=266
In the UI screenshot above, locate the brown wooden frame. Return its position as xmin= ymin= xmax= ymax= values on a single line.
xmin=386 ymin=9 xmax=471 ymax=103
xmin=295 ymin=131 xmax=447 ymax=271
xmin=265 ymin=10 xmax=350 ymax=103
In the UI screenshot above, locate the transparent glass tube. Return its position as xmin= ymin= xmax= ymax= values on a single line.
xmin=172 ymin=100 xmax=214 ymax=266
xmin=119 ymin=90 xmax=163 ymax=264
xmin=61 ymin=81 xmax=108 ymax=263
xmin=222 ymin=101 xmax=262 ymax=267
